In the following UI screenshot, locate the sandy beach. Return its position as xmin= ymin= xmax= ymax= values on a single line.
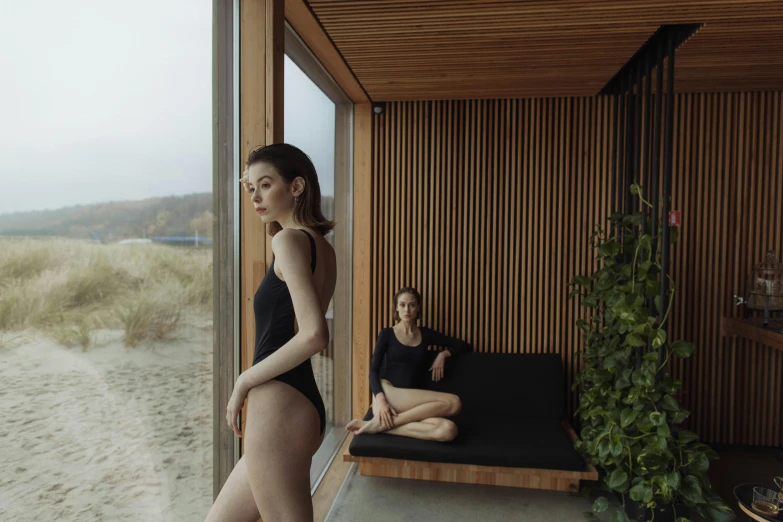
xmin=0 ymin=322 xmax=213 ymax=522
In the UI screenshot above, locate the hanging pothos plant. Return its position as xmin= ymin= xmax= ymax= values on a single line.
xmin=568 ymin=185 xmax=735 ymax=522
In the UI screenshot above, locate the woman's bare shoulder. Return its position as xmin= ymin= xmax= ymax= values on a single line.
xmin=271 ymin=228 xmax=309 ymax=254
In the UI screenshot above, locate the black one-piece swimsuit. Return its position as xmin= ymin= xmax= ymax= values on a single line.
xmin=252 ymin=229 xmax=326 ymax=436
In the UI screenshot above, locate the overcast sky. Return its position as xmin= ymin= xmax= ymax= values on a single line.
xmin=0 ymin=1 xmax=335 ymax=215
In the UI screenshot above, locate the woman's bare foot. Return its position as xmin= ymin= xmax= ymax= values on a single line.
xmin=346 ymin=419 xmax=364 ymax=434
xmin=346 ymin=416 xmax=384 ymax=435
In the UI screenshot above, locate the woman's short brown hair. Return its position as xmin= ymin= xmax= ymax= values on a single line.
xmin=393 ymin=287 xmax=422 ymax=322
xmin=246 ymin=143 xmax=335 ymax=237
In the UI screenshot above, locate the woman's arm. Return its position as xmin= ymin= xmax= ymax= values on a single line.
xmin=369 ymin=329 xmax=389 ymax=397
xmin=238 ymin=229 xmax=329 ymax=393
xmin=427 ymin=328 xmax=471 ymax=358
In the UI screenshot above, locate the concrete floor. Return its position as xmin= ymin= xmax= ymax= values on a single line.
xmin=325 ymin=447 xmax=783 ymax=522
xmin=324 ymin=465 xmax=595 ymax=522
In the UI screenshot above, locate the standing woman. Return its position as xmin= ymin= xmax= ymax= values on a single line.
xmin=205 ymin=144 xmax=336 ymax=522
xmin=347 ymin=287 xmax=471 ymax=441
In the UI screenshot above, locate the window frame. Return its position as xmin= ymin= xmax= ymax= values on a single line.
xmin=284 ymin=21 xmax=354 ymax=493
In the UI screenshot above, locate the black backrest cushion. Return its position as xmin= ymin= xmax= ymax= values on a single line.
xmin=425 ymin=351 xmax=564 ymax=420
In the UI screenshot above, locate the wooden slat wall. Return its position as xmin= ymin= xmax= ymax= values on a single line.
xmin=367 ymin=93 xmax=783 ymax=446
xmin=369 ymin=98 xmax=615 ymax=428
xmin=668 ymin=92 xmax=783 ymax=447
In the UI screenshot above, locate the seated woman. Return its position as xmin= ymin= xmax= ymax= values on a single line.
xmin=347 ymin=287 xmax=471 ymax=441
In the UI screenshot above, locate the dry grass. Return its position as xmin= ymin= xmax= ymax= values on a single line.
xmin=0 ymin=237 xmax=212 ymax=347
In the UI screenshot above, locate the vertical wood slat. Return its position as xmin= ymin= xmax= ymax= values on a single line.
xmin=358 ymin=93 xmax=783 ymax=446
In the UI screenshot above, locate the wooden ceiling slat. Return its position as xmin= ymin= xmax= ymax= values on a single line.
xmin=306 ymin=0 xmax=783 ymax=100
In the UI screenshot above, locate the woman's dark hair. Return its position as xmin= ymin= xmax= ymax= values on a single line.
xmin=246 ymin=143 xmax=335 ymax=237
xmin=393 ymin=287 xmax=422 ymax=322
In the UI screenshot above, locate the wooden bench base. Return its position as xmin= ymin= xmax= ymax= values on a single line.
xmin=343 ymin=421 xmax=598 ymax=493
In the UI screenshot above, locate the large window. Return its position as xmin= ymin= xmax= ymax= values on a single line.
xmin=0 ymin=2 xmax=214 ymax=520
xmin=284 ymin=24 xmax=353 ymax=489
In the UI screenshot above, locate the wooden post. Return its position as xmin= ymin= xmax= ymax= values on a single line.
xmin=352 ymin=103 xmax=373 ymax=419
xmin=239 ymin=0 xmax=284 ymax=450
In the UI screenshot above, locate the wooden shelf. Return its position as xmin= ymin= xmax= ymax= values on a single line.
xmin=721 ymin=317 xmax=783 ymax=352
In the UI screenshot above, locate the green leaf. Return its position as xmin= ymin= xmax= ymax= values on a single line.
xmin=665 ymin=471 xmax=681 ymax=490
xmin=632 ymin=369 xmax=653 ymax=388
xmin=610 ymin=510 xmax=628 ymax=522
xmin=573 ymin=275 xmax=592 ymax=287
xmin=662 ymin=394 xmax=680 ymax=411
xmin=704 ymin=502 xmax=736 ymax=522
xmin=633 ymin=323 xmax=651 ymax=335
xmin=621 ymin=408 xmax=639 ymax=428
xmin=657 ymin=422 xmax=671 ymax=438
xmin=625 ymin=333 xmax=646 ymax=347
xmin=671 ymin=340 xmax=694 ymax=358
xmin=652 ymin=329 xmax=667 ymax=348
xmin=615 ymin=369 xmax=632 ymax=391
xmin=629 ymin=482 xmax=653 ymax=502
xmin=630 ymin=183 xmax=641 ymax=195
xmin=680 ymin=474 xmax=703 ymax=503
xmin=678 ymin=430 xmax=699 ymax=445
xmin=692 ymin=453 xmax=710 ymax=474
xmin=592 ymin=497 xmax=609 ymax=513
xmin=607 ymin=469 xmax=629 ymax=491
xmin=610 ymin=439 xmax=623 ymax=457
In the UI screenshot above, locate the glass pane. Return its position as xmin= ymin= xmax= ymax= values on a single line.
xmin=284 ymin=54 xmax=337 ymax=431
xmin=0 ymin=2 xmax=214 ymax=521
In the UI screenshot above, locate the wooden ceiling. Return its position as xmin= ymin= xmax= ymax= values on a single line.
xmin=305 ymin=0 xmax=783 ymax=101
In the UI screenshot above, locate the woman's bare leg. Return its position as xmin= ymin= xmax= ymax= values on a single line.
xmin=203 ymin=456 xmax=260 ymax=522
xmin=380 ymin=417 xmax=458 ymax=441
xmin=347 ymin=381 xmax=461 ymax=436
xmin=242 ymin=380 xmax=322 ymax=522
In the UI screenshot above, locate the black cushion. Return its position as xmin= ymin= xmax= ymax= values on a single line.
xmin=350 ymin=351 xmax=586 ymax=471
xmin=424 ymin=352 xmax=565 ymax=420
xmin=350 ymin=409 xmax=586 ymax=471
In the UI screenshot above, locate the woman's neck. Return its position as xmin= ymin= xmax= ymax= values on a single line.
xmin=276 ymin=212 xmax=298 ymax=230
xmin=396 ymin=320 xmax=418 ymax=334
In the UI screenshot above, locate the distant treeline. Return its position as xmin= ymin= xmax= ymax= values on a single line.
xmin=0 ymin=192 xmax=336 ymax=241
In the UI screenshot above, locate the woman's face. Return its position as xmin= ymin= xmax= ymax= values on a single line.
xmin=245 ymin=162 xmax=294 ymax=224
xmin=397 ymin=293 xmax=419 ymax=321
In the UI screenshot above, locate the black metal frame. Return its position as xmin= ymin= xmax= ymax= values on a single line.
xmin=602 ymin=24 xmax=701 ymax=366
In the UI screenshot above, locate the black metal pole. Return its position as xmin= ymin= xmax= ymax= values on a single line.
xmin=642 ymin=51 xmax=653 ymax=234
xmin=649 ymin=37 xmax=665 ymax=333
xmin=659 ymin=29 xmax=676 ymax=367
xmin=617 ymin=81 xmax=627 ymax=219
xmin=624 ymin=68 xmax=634 ymax=264
xmin=611 ymin=82 xmax=622 ymax=220
xmin=632 ymin=60 xmax=642 ymax=219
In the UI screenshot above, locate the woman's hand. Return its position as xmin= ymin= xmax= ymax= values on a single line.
xmin=226 ymin=374 xmax=249 ymax=438
xmin=429 ymin=352 xmax=448 ymax=382
xmin=373 ymin=394 xmax=397 ymax=430
xmin=239 ymin=164 xmax=251 ymax=193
